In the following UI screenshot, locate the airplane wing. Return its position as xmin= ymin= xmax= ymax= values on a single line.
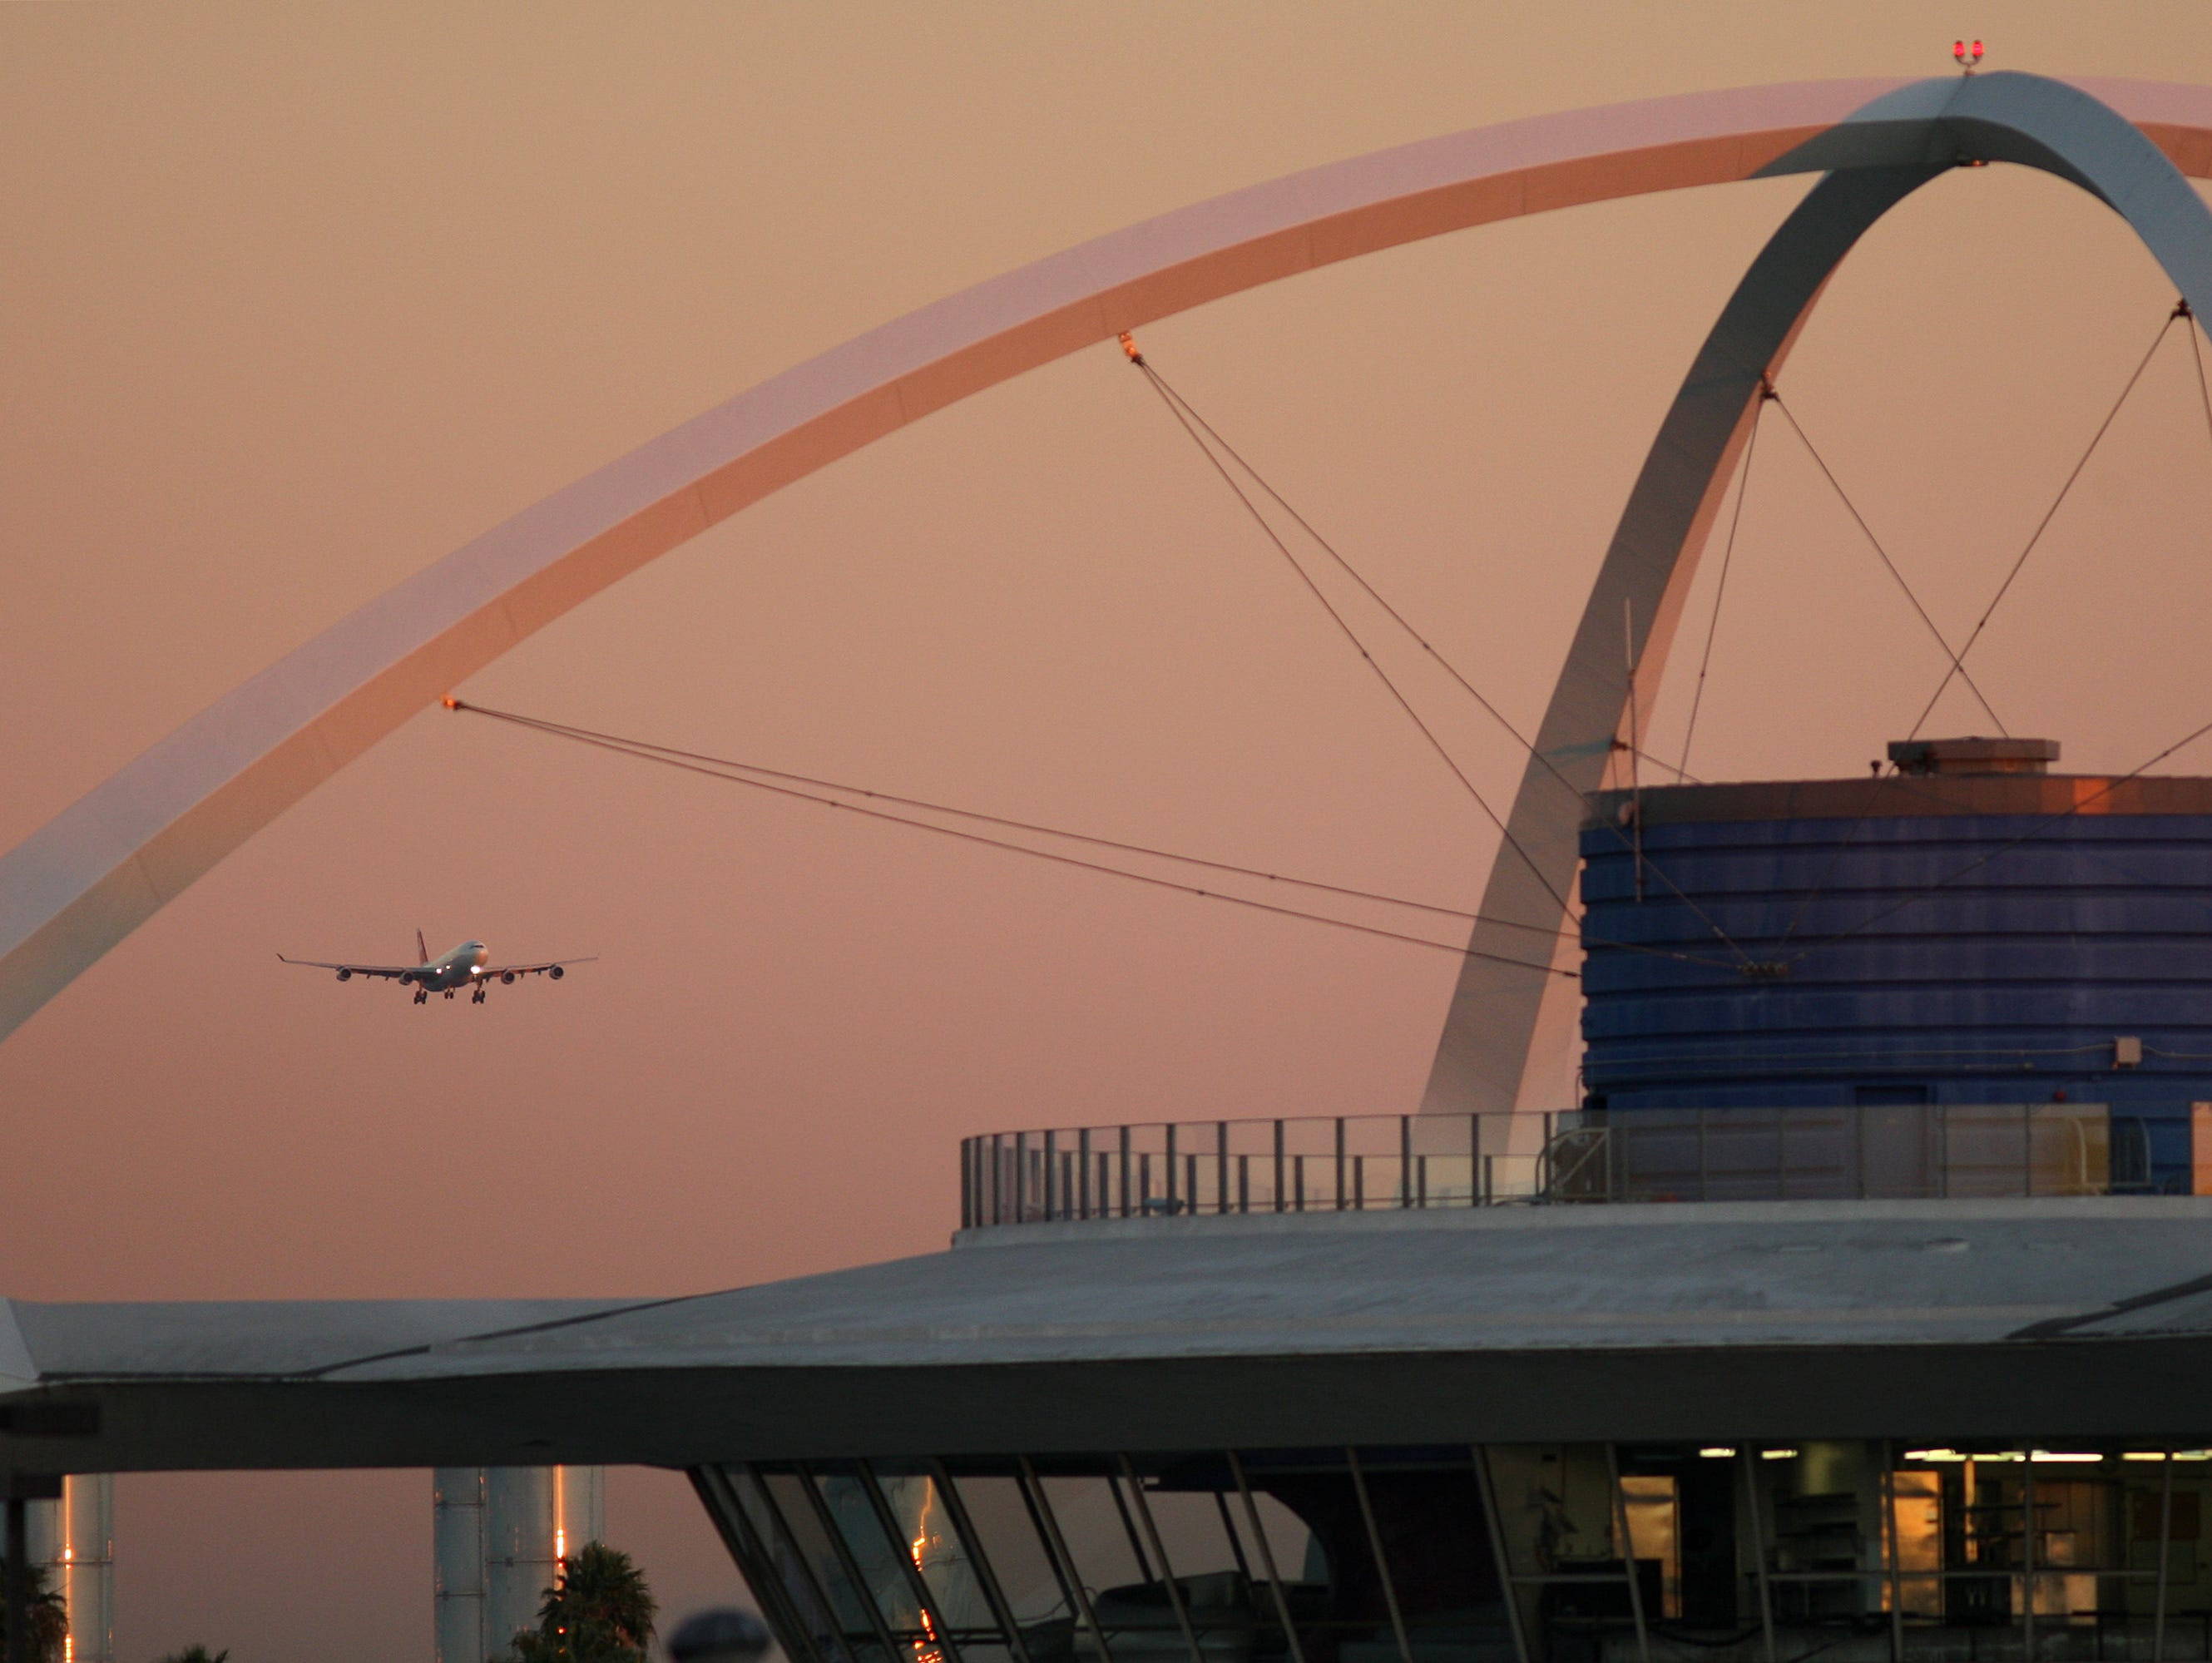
xmin=276 ymin=955 xmax=418 ymax=980
xmin=478 ymin=957 xmax=599 ymax=979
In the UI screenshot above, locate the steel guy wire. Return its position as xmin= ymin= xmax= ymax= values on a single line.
xmin=1129 ymin=358 xmax=1576 ymax=919
xmin=1904 ymin=305 xmax=2184 ymax=744
xmin=446 ymin=698 xmax=1581 ymax=978
xmin=1676 ymin=393 xmax=1764 ymax=781
xmin=448 ymin=697 xmax=1740 ymax=971
xmin=1131 ymin=351 xmax=1757 ymax=968
xmin=1764 ymin=391 xmax=2007 ymax=733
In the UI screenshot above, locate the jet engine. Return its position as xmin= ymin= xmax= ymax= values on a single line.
xmin=548 ymin=965 xmax=564 ymax=979
xmin=334 ymin=968 xmax=351 ymax=982
xmin=500 ymin=971 xmax=516 ymax=984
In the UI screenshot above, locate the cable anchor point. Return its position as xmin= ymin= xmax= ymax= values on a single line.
xmin=441 ymin=695 xmax=461 ymax=710
xmin=1953 ymin=38 xmax=1983 ymax=74
xmin=1758 ymin=374 xmax=1779 ymax=402
xmin=1118 ymin=331 xmax=1146 ymax=366
xmin=2175 ymin=298 xmax=2194 ymax=320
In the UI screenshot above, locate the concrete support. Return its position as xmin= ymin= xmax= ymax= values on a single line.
xmin=51 ymin=1475 xmax=112 ymax=1663
xmin=0 ymin=1477 xmax=112 ymax=1663
xmin=438 ymin=1466 xmax=606 ymax=1662
xmin=434 ymin=1467 xmax=488 ymax=1663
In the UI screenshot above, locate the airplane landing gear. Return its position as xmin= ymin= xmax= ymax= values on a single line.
xmin=413 ymin=989 xmax=428 ymax=1005
xmin=443 ymin=988 xmax=456 ymax=1000
xmin=470 ymin=987 xmax=487 ymax=1004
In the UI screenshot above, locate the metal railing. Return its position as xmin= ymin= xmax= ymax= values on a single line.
xmin=958 ymin=1102 xmax=2126 ymax=1230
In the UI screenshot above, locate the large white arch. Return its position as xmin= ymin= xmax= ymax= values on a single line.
xmin=6 ymin=73 xmax=2212 ymax=1063
xmin=1429 ymin=72 xmax=2212 ymax=1115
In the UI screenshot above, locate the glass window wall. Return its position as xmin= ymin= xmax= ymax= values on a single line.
xmin=699 ymin=1445 xmax=2212 ymax=1663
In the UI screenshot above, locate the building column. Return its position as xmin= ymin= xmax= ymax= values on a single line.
xmin=438 ymin=1467 xmax=606 ymax=1662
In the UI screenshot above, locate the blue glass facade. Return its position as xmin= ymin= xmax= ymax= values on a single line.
xmin=1580 ymin=783 xmax=2212 ymax=1190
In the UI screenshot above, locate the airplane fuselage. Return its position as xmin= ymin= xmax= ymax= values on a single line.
xmin=404 ymin=941 xmax=489 ymax=992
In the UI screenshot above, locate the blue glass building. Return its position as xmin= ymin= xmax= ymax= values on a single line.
xmin=1581 ymin=739 xmax=2212 ymax=1190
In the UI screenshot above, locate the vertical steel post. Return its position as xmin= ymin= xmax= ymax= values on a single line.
xmin=691 ymin=1468 xmax=829 ymax=1663
xmin=1227 ymin=1452 xmax=1308 ymax=1663
xmin=1043 ymin=1131 xmax=1057 ymax=1220
xmin=1335 ymin=1119 xmax=1348 ymax=1211
xmin=1015 ymin=1132 xmax=1028 ymax=1223
xmin=930 ymin=1463 xmax=1036 ymax=1663
xmin=1120 ymin=1126 xmax=1132 ymax=1219
xmin=1118 ymin=1457 xmax=1201 ymax=1663
xmin=2155 ymin=1452 xmax=2175 ymax=1663
xmin=1274 ymin=1121 xmax=1286 ymax=1213
xmin=1880 ymin=1444 xmax=1904 ymax=1663
xmin=1080 ymin=1129 xmax=1093 ymax=1220
xmin=1739 ymin=1449 xmax=1776 ymax=1663
xmin=1606 ymin=1444 xmax=1652 ymax=1663
xmin=1399 ymin=1117 xmax=1413 ymax=1210
xmin=1218 ymin=1122 xmax=1230 ymax=1215
xmin=1165 ymin=1124 xmax=1179 ymax=1215
xmin=1020 ymin=1458 xmax=1114 ymax=1663
xmin=1472 ymin=1448 xmax=1532 ymax=1663
xmin=855 ymin=1462 xmax=966 ymax=1663
xmin=794 ymin=1463 xmax=906 ymax=1663
xmin=1347 ymin=1449 xmax=1413 ymax=1663
xmin=746 ymin=1467 xmax=864 ymax=1663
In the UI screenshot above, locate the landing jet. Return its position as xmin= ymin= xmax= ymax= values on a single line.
xmin=280 ymin=932 xmax=595 ymax=1005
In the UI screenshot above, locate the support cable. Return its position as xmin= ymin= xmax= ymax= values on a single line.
xmin=1775 ymin=306 xmax=2183 ymax=948
xmin=1127 ymin=351 xmax=1574 ymax=917
xmin=1903 ymin=304 xmax=2183 ymax=743
xmin=448 ymin=696 xmax=1733 ymax=968
xmin=1764 ymin=389 xmax=2007 ymax=733
xmin=1781 ymin=705 xmax=2212 ymax=968
xmin=1126 ymin=339 xmax=1757 ymax=968
xmin=2189 ymin=304 xmax=2212 ymax=449
xmin=446 ymin=697 xmax=1578 ymax=978
xmin=1677 ymin=389 xmax=1765 ymax=779
xmin=1142 ymin=362 xmax=1697 ymax=792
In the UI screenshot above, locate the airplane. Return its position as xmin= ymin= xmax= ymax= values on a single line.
xmin=279 ymin=931 xmax=596 ymax=1005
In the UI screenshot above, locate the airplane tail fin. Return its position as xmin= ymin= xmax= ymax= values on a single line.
xmin=417 ymin=928 xmax=430 ymax=965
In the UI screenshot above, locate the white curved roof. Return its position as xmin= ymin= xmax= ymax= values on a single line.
xmin=5 ymin=1200 xmax=2210 ymax=1472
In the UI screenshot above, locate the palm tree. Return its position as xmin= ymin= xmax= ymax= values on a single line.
xmin=0 ymin=1563 xmax=67 ymax=1662
xmin=504 ymin=1541 xmax=657 ymax=1663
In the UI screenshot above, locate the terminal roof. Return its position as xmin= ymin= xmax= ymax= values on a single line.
xmin=4 ymin=1200 xmax=2212 ymax=1472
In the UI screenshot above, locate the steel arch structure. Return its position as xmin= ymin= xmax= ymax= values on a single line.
xmin=1427 ymin=73 xmax=2212 ymax=1115
xmin=6 ymin=75 xmax=2212 ymax=1121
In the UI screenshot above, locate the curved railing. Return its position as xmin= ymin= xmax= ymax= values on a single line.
xmin=958 ymin=1102 xmax=2141 ymax=1230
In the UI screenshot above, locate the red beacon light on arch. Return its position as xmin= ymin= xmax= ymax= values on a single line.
xmin=1954 ymin=39 xmax=1985 ymax=71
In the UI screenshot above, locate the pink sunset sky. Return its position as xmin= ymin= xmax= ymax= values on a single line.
xmin=10 ymin=3 xmax=2212 ymax=1655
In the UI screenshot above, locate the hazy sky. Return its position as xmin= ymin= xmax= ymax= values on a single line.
xmin=12 ymin=3 xmax=2212 ymax=1656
